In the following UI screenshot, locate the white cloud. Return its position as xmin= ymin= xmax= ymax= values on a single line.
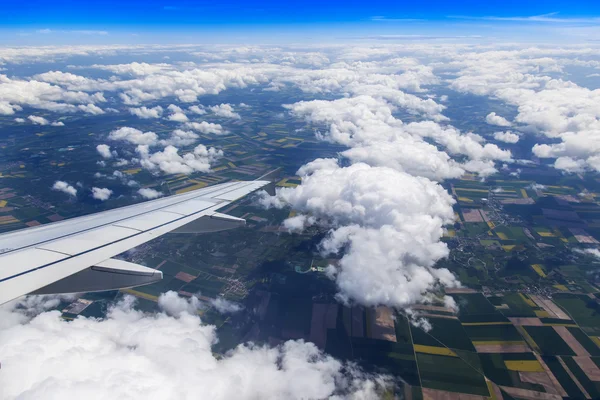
xmin=130 ymin=106 xmax=163 ymax=119
xmin=260 ymin=160 xmax=459 ymax=308
xmin=188 ymin=105 xmax=206 ymax=115
xmin=78 ymin=103 xmax=104 ymax=115
xmin=210 ymin=297 xmax=243 ymax=314
xmin=27 ymin=115 xmax=49 ymax=125
xmin=137 ymin=144 xmax=223 ymax=175
xmin=109 ymin=127 xmax=159 ymax=146
xmin=52 ymin=181 xmax=77 ymax=197
xmin=167 ymin=112 xmax=189 ymax=122
xmin=96 ymin=144 xmax=112 ymax=159
xmin=184 ymin=121 xmax=225 ymax=135
xmin=138 ymin=188 xmax=163 ymax=199
xmin=91 ymin=187 xmax=113 ymax=201
xmin=493 ymin=131 xmax=520 ymax=143
xmin=160 ymin=129 xmax=199 ymax=146
xmin=0 ymin=294 xmax=388 ymax=399
xmin=485 ymin=112 xmax=512 ymax=127
xmin=208 ymin=103 xmax=241 ymax=119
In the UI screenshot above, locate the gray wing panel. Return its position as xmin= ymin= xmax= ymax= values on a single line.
xmin=0 ymin=180 xmax=269 ymax=304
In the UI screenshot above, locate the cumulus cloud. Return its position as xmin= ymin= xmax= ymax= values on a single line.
xmin=0 ymin=294 xmax=388 ymax=399
xmin=109 ymin=127 xmax=159 ymax=146
xmin=130 ymin=105 xmax=163 ymax=119
xmin=188 ymin=105 xmax=206 ymax=115
xmin=96 ymin=144 xmax=113 ymax=159
xmin=184 ymin=121 xmax=225 ymax=135
xmin=161 ymin=129 xmax=199 ymax=146
xmin=493 ymin=131 xmax=520 ymax=143
xmin=137 ymin=144 xmax=223 ymax=175
xmin=138 ymin=187 xmax=163 ymax=199
xmin=485 ymin=112 xmax=512 ymax=127
xmin=52 ymin=180 xmax=77 ymax=197
xmin=210 ymin=297 xmax=243 ymax=314
xmin=28 ymin=115 xmax=50 ymax=125
xmin=260 ymin=160 xmax=459 ymax=308
xmin=208 ymin=103 xmax=241 ymax=119
xmin=91 ymin=187 xmax=113 ymax=201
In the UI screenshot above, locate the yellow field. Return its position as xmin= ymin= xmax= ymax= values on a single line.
xmin=444 ymin=229 xmax=456 ymax=238
xmin=504 ymin=360 xmax=545 ymax=372
xmin=553 ymin=284 xmax=568 ymax=291
xmin=176 ymin=182 xmax=208 ymax=194
xmin=520 ymin=189 xmax=528 ymax=198
xmin=502 ymin=245 xmax=516 ymax=251
xmin=544 ymin=323 xmax=577 ymax=327
xmin=496 ymin=232 xmax=508 ymax=240
xmin=0 ymin=200 xmax=7 ymax=207
xmin=120 ymin=288 xmax=158 ymax=302
xmin=212 ymin=166 xmax=229 ymax=172
xmin=537 ymin=231 xmax=555 ymax=237
xmin=591 ymin=337 xmax=600 ymax=348
xmin=531 ymin=264 xmax=547 ymax=278
xmin=0 ymin=217 xmax=19 ymax=225
xmin=472 ymin=340 xmax=526 ymax=346
xmin=456 ymin=188 xmax=488 ymax=193
xmin=123 ymin=168 xmax=142 ymax=175
xmin=228 ymin=162 xmax=237 ymax=168
xmin=535 ymin=310 xmax=551 ymax=318
xmin=413 ymin=345 xmax=457 ymax=357
xmin=487 ymin=221 xmax=495 ymax=229
xmin=519 ymin=293 xmax=537 ymax=308
xmin=457 ymin=197 xmax=474 ymax=203
xmin=276 ymin=178 xmax=299 ymax=188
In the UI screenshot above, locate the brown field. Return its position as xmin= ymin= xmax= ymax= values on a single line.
xmin=558 ymin=357 xmax=591 ymax=398
xmin=309 ymin=303 xmax=338 ymax=348
xmin=509 ymin=317 xmax=543 ymax=326
xmin=422 ymin=387 xmax=488 ymax=400
xmin=529 ymin=295 xmax=570 ymax=320
xmin=574 ymin=356 xmax=600 ymax=381
xmin=462 ymin=208 xmax=484 ymax=222
xmin=175 ymin=271 xmax=196 ymax=283
xmin=445 ymin=288 xmax=478 ymax=294
xmin=519 ymin=372 xmax=562 ymax=395
xmin=369 ymin=306 xmax=397 ymax=342
xmin=553 ymin=326 xmax=590 ymax=356
xmin=499 ymin=386 xmax=562 ymax=400
xmin=475 ymin=343 xmax=532 ymax=353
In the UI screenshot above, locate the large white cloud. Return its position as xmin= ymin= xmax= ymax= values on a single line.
xmin=485 ymin=112 xmax=512 ymax=127
xmin=208 ymin=103 xmax=241 ymax=119
xmin=52 ymin=181 xmax=77 ymax=197
xmin=96 ymin=144 xmax=113 ymax=159
xmin=493 ymin=131 xmax=520 ymax=144
xmin=109 ymin=127 xmax=159 ymax=146
xmin=91 ymin=187 xmax=113 ymax=201
xmin=130 ymin=106 xmax=163 ymax=119
xmin=138 ymin=188 xmax=163 ymax=199
xmin=0 ymin=294 xmax=388 ymax=399
xmin=137 ymin=144 xmax=223 ymax=175
xmin=260 ymin=160 xmax=459 ymax=308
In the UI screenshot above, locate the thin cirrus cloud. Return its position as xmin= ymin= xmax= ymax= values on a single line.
xmin=448 ymin=12 xmax=600 ymax=24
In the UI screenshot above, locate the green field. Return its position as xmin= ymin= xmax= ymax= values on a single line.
xmin=524 ymin=326 xmax=575 ymax=356
xmin=553 ymin=293 xmax=600 ymax=335
xmin=542 ymin=355 xmax=586 ymax=398
xmin=463 ymin=324 xmax=524 ymax=342
xmin=416 ymin=353 xmax=490 ymax=396
xmin=427 ymin=317 xmax=477 ymax=352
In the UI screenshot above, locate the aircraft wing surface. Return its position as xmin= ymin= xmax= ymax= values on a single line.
xmin=0 ymin=180 xmax=269 ymax=305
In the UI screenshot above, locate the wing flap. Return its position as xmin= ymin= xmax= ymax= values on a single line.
xmin=32 ymin=258 xmax=163 ymax=295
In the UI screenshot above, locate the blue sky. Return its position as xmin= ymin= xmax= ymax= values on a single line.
xmin=2 ymin=0 xmax=600 ymax=44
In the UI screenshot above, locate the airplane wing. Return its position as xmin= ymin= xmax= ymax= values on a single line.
xmin=0 ymin=180 xmax=269 ymax=305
